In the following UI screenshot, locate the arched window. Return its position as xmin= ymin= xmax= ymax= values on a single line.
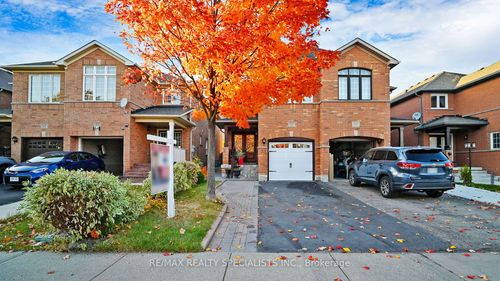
xmin=338 ymin=68 xmax=372 ymax=100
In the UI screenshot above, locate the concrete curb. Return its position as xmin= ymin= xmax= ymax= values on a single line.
xmin=0 ymin=201 xmax=23 ymax=220
xmin=201 ymin=181 xmax=228 ymax=250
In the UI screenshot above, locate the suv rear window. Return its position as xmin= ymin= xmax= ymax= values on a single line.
xmin=405 ymin=149 xmax=448 ymax=162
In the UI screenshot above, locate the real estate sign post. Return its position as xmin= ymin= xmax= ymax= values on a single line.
xmin=147 ymin=132 xmax=176 ymax=218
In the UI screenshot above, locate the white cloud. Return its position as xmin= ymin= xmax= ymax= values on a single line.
xmin=318 ymin=0 xmax=500 ymax=93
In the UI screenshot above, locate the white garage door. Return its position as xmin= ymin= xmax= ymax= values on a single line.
xmin=269 ymin=142 xmax=313 ymax=181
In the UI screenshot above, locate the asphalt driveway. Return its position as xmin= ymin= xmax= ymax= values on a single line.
xmin=258 ymin=181 xmax=454 ymax=253
xmin=0 ymin=184 xmax=24 ymax=206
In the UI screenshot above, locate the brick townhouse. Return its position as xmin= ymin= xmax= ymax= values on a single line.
xmin=390 ymin=61 xmax=500 ymax=176
xmin=3 ymin=41 xmax=197 ymax=179
xmin=218 ymin=38 xmax=400 ymax=181
xmin=0 ymin=68 xmax=12 ymax=157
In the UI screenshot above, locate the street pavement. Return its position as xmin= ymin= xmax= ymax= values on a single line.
xmin=0 ymin=184 xmax=24 ymax=206
xmin=0 ymin=251 xmax=497 ymax=281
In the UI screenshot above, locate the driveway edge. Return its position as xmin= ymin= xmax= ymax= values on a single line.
xmin=201 ymin=180 xmax=228 ymax=250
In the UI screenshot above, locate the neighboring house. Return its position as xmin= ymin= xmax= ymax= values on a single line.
xmin=0 ymin=68 xmax=12 ymax=156
xmin=191 ymin=120 xmax=224 ymax=166
xmin=3 ymin=41 xmax=195 ymax=179
xmin=218 ymin=38 xmax=400 ymax=181
xmin=390 ymin=61 xmax=500 ymax=175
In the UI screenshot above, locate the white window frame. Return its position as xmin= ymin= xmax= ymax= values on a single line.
xmin=157 ymin=129 xmax=183 ymax=148
xmin=28 ymin=74 xmax=61 ymax=103
xmin=490 ymin=132 xmax=500 ymax=150
xmin=82 ymin=65 xmax=117 ymax=102
xmin=430 ymin=94 xmax=448 ymax=109
xmin=287 ymin=96 xmax=314 ymax=104
xmin=162 ymin=90 xmax=182 ymax=105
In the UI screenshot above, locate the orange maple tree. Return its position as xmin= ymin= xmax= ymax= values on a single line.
xmin=106 ymin=0 xmax=338 ymax=200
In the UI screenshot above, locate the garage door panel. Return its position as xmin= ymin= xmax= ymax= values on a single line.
xmin=22 ymin=138 xmax=63 ymax=161
xmin=269 ymin=141 xmax=313 ymax=181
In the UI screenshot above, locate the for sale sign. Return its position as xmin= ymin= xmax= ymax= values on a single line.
xmin=150 ymin=143 xmax=171 ymax=195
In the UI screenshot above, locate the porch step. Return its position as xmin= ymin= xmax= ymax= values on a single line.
xmin=122 ymin=163 xmax=150 ymax=184
xmin=454 ymin=166 xmax=500 ymax=185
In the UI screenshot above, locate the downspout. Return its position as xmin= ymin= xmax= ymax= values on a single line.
xmin=417 ymin=92 xmax=423 ymax=146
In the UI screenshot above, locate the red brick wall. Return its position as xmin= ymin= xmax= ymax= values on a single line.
xmin=390 ymin=77 xmax=500 ymax=174
xmin=258 ymin=44 xmax=392 ymax=180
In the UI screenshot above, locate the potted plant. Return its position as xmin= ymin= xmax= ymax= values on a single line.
xmin=221 ymin=164 xmax=232 ymax=178
xmin=235 ymin=151 xmax=246 ymax=165
xmin=233 ymin=166 xmax=241 ymax=178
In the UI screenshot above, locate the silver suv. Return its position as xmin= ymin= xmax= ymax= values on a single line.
xmin=348 ymin=147 xmax=455 ymax=198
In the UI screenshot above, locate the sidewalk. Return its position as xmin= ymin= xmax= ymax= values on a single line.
xmin=0 ymin=251 xmax=497 ymax=281
xmin=0 ymin=201 xmax=22 ymax=220
xmin=446 ymin=184 xmax=500 ymax=206
xmin=208 ymin=180 xmax=258 ymax=252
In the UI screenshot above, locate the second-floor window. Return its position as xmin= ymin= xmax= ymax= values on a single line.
xmin=83 ymin=66 xmax=116 ymax=101
xmin=29 ymin=74 xmax=61 ymax=103
xmin=491 ymin=132 xmax=500 ymax=150
xmin=431 ymin=94 xmax=448 ymax=109
xmin=338 ymin=68 xmax=372 ymax=100
xmin=162 ymin=91 xmax=181 ymax=105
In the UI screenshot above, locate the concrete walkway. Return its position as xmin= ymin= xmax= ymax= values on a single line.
xmin=0 ymin=251 xmax=498 ymax=281
xmin=0 ymin=201 xmax=22 ymax=220
xmin=208 ymin=180 xmax=258 ymax=252
xmin=446 ymin=184 xmax=500 ymax=206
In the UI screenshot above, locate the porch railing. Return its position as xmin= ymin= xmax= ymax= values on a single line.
xmin=173 ymin=147 xmax=186 ymax=162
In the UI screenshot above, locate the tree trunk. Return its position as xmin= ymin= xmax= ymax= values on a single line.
xmin=206 ymin=119 xmax=217 ymax=201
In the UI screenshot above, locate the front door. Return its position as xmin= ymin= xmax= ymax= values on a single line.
xmin=233 ymin=133 xmax=257 ymax=163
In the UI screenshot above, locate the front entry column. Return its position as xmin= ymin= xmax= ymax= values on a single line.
xmin=399 ymin=126 xmax=405 ymax=147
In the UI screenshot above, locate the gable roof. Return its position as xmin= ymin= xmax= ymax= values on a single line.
xmin=415 ymin=115 xmax=488 ymax=131
xmin=0 ymin=68 xmax=12 ymax=92
xmin=455 ymin=60 xmax=500 ymax=89
xmin=3 ymin=41 xmax=135 ymax=70
xmin=337 ymin=38 xmax=400 ymax=68
xmin=390 ymin=71 xmax=464 ymax=105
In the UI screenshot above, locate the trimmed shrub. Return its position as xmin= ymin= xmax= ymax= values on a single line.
xmin=143 ymin=161 xmax=202 ymax=195
xmin=460 ymin=165 xmax=472 ymax=186
xmin=22 ymin=169 xmax=148 ymax=241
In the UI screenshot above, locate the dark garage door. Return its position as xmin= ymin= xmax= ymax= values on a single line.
xmin=22 ymin=138 xmax=63 ymax=161
xmin=81 ymin=138 xmax=123 ymax=175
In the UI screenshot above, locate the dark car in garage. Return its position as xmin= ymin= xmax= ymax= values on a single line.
xmin=4 ymin=151 xmax=105 ymax=186
xmin=348 ymin=147 xmax=455 ymax=198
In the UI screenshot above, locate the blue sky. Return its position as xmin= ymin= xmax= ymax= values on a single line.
xmin=1 ymin=0 xmax=499 ymax=92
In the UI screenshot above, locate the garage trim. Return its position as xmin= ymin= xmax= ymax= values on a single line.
xmin=267 ymin=137 xmax=315 ymax=181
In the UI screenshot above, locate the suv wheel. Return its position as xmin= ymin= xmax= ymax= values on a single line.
xmin=379 ymin=176 xmax=395 ymax=198
xmin=426 ymin=190 xmax=444 ymax=198
xmin=348 ymin=170 xmax=360 ymax=186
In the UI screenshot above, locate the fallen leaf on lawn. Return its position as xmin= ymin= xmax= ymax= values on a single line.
xmin=488 ymin=237 xmax=496 ymax=240
xmin=317 ymin=246 xmax=327 ymax=251
xmin=463 ymin=253 xmax=471 ymax=257
xmin=450 ymin=245 xmax=457 ymax=249
xmin=154 ymin=225 xmax=161 ymax=230
xmin=469 ymin=249 xmax=476 ymax=253
xmin=426 ymin=216 xmax=435 ymax=222
xmin=386 ymin=255 xmax=401 ymax=259
xmin=342 ymin=248 xmax=351 ymax=253
xmin=276 ymin=256 xmax=287 ymax=260
xmin=338 ymin=237 xmax=344 ymax=241
xmin=362 ymin=266 xmax=370 ymax=270
xmin=396 ymin=239 xmax=405 ymax=243
xmin=369 ymin=248 xmax=379 ymax=254
xmin=163 ymin=252 xmax=173 ymax=256
xmin=292 ymin=237 xmax=299 ymax=242
xmin=90 ymin=229 xmax=100 ymax=239
xmin=63 ymin=255 xmax=70 ymax=260
xmin=467 ymin=275 xmax=476 ymax=279
xmin=47 ymin=271 xmax=55 ymax=275
xmin=309 ymin=235 xmax=317 ymax=239
xmin=179 ymin=228 xmax=186 ymax=235
xmin=402 ymin=247 xmax=409 ymax=252
xmin=3 ymin=236 xmax=12 ymax=243
xmin=334 ymin=279 xmax=343 ymax=281
xmin=288 ymin=229 xmax=293 ymax=233
xmin=425 ymin=249 xmax=436 ymax=253
xmin=393 ymin=209 xmax=400 ymax=213
xmin=394 ymin=232 xmax=401 ymax=236
xmin=186 ymin=254 xmax=193 ymax=259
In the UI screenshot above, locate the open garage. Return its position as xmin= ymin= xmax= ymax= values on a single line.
xmin=330 ymin=137 xmax=376 ymax=178
xmin=80 ymin=137 xmax=123 ymax=175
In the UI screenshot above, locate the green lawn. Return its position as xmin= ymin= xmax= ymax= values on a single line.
xmin=468 ymin=182 xmax=500 ymax=192
xmin=0 ymin=182 xmax=223 ymax=252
